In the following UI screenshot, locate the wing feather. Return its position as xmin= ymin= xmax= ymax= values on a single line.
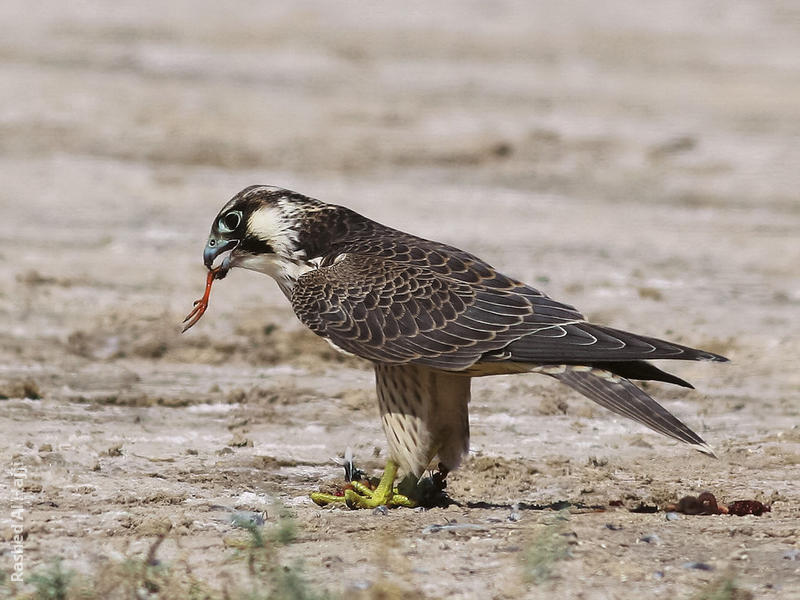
xmin=291 ymin=252 xmax=726 ymax=371
xmin=551 ymin=367 xmax=715 ymax=455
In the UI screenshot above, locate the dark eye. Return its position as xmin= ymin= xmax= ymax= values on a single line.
xmin=218 ymin=211 xmax=242 ymax=232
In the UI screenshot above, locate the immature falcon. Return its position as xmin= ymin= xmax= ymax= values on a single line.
xmin=191 ymin=185 xmax=727 ymax=508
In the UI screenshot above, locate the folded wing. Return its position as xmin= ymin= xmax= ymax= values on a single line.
xmin=292 ymin=253 xmax=726 ymax=371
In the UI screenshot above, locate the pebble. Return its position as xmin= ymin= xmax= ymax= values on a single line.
xmin=665 ymin=512 xmax=681 ymax=521
xmin=422 ymin=523 xmax=485 ymax=534
xmin=639 ymin=534 xmax=661 ymax=544
xmin=682 ymin=562 xmax=714 ymax=571
xmin=783 ymin=549 xmax=800 ymax=561
xmin=372 ymin=505 xmax=388 ymax=516
xmin=230 ymin=511 xmax=266 ymax=527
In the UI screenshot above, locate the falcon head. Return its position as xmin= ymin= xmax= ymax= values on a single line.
xmin=203 ymin=185 xmax=331 ymax=293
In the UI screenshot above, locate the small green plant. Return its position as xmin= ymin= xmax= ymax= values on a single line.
xmin=693 ymin=574 xmax=752 ymax=600
xmin=522 ymin=512 xmax=573 ymax=585
xmin=266 ymin=562 xmax=332 ymax=600
xmin=271 ymin=507 xmax=297 ymax=547
xmin=227 ymin=504 xmax=332 ymax=600
xmin=28 ymin=559 xmax=74 ymax=600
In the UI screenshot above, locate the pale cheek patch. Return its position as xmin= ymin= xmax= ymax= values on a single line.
xmin=247 ymin=207 xmax=295 ymax=256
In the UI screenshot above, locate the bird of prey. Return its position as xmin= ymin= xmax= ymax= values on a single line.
xmin=190 ymin=185 xmax=727 ymax=508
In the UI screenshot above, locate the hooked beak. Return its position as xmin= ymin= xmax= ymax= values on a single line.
xmin=203 ymin=238 xmax=239 ymax=275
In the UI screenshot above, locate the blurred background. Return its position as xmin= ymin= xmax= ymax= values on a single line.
xmin=1 ymin=2 xmax=799 ymax=599
xmin=3 ymin=1 xmax=797 ymax=352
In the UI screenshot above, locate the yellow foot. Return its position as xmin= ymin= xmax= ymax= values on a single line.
xmin=310 ymin=460 xmax=417 ymax=509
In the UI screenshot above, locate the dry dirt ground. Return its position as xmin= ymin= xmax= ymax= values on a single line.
xmin=1 ymin=2 xmax=799 ymax=599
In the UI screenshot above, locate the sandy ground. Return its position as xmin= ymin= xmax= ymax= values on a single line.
xmin=1 ymin=1 xmax=800 ymax=598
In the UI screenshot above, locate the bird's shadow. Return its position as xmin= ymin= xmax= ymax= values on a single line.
xmin=463 ymin=500 xmax=604 ymax=512
xmin=425 ymin=496 xmax=659 ymax=514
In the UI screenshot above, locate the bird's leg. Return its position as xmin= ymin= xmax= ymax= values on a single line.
xmin=432 ymin=463 xmax=449 ymax=491
xmin=310 ymin=460 xmax=416 ymax=509
xmin=401 ymin=463 xmax=451 ymax=507
xmin=345 ymin=460 xmax=416 ymax=508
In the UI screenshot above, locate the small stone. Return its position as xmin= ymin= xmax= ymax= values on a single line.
xmin=38 ymin=443 xmax=53 ymax=453
xmin=135 ymin=515 xmax=173 ymax=536
xmin=228 ymin=433 xmax=253 ymax=448
xmin=372 ymin=505 xmax=388 ymax=516
xmin=0 ymin=378 xmax=41 ymax=400
xmin=665 ymin=512 xmax=681 ymax=521
xmin=231 ymin=511 xmax=266 ymax=527
xmin=639 ymin=534 xmax=661 ymax=544
xmin=106 ymin=443 xmax=123 ymax=457
xmin=783 ymin=549 xmax=800 ymax=561
xmin=682 ymin=562 xmax=714 ymax=571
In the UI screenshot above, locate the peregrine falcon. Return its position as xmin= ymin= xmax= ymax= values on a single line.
xmin=187 ymin=185 xmax=727 ymax=508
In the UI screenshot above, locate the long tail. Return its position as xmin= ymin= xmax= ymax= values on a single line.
xmin=546 ymin=365 xmax=715 ymax=456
